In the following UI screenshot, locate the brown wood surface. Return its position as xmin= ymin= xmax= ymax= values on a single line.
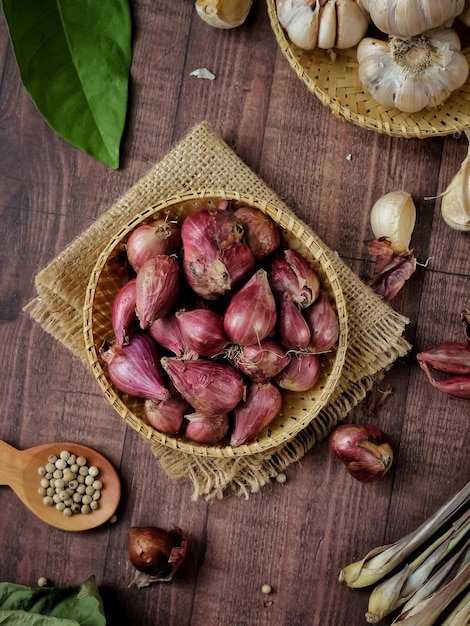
xmin=0 ymin=2 xmax=469 ymax=625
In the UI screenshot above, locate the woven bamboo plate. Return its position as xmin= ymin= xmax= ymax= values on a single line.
xmin=83 ymin=189 xmax=348 ymax=458
xmin=267 ymin=0 xmax=470 ymax=138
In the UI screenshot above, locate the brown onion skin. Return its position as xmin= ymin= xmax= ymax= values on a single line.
xmin=135 ymin=255 xmax=181 ymax=329
xmin=100 ymin=334 xmax=171 ymax=401
xmin=161 ymin=357 xmax=245 ymax=416
xmin=177 ymin=308 xmax=229 ymax=357
xmin=128 ymin=526 xmax=186 ymax=577
xmin=329 ymin=424 xmax=393 ymax=483
xmin=233 ymin=206 xmax=281 ymax=260
xmin=274 ymin=353 xmax=321 ymax=391
xmin=231 ymin=382 xmax=283 ymax=447
xmin=268 ymin=249 xmax=321 ymax=308
xmin=126 ymin=218 xmax=182 ymax=273
xmin=305 ymin=293 xmax=339 ymax=354
xmin=228 ymin=339 xmax=291 ymax=383
xmin=112 ymin=278 xmax=137 ymax=346
xmin=223 ymin=269 xmax=277 ymax=345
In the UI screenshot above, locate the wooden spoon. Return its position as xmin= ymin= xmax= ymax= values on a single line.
xmin=0 ymin=440 xmax=121 ymax=531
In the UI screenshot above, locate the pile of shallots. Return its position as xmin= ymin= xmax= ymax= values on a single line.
xmin=100 ymin=201 xmax=339 ymax=447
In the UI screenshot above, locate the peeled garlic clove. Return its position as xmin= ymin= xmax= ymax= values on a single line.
xmin=370 ymin=191 xmax=416 ymax=254
xmin=441 ymin=131 xmax=470 ymax=232
xmin=195 ymin=0 xmax=252 ymax=29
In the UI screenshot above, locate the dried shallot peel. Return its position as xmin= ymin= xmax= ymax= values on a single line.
xmin=417 ymin=341 xmax=470 ymax=399
xmin=367 ymin=237 xmax=416 ymax=300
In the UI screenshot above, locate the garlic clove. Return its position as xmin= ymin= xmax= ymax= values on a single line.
xmin=335 ymin=0 xmax=370 ymax=49
xmin=195 ymin=0 xmax=252 ymax=29
xmin=317 ymin=1 xmax=337 ymax=50
xmin=369 ymin=191 xmax=416 ymax=254
xmin=276 ymin=0 xmax=320 ymax=50
xmin=441 ymin=131 xmax=470 ymax=231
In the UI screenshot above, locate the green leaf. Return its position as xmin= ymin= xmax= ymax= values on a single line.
xmin=0 ymin=576 xmax=106 ymax=626
xmin=1 ymin=0 xmax=132 ymax=168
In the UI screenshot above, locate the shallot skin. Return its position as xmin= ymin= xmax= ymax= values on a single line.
xmin=329 ymin=423 xmax=393 ymax=483
xmin=181 ymin=207 xmax=253 ymax=299
xmin=228 ymin=339 xmax=291 ymax=383
xmin=112 ymin=278 xmax=137 ymax=346
xmin=233 ymin=205 xmax=281 ymax=259
xmin=274 ymin=353 xmax=321 ymax=392
xmin=223 ymin=268 xmax=277 ymax=345
xmin=126 ymin=218 xmax=182 ymax=272
xmin=231 ymin=382 xmax=282 ymax=447
xmin=305 ymin=293 xmax=339 ymax=354
xmin=144 ymin=397 xmax=189 ymax=435
xmin=135 ymin=255 xmax=181 ymax=329
xmin=161 ymin=357 xmax=245 ymax=416
xmin=185 ymin=413 xmax=230 ymax=444
xmin=269 ymin=249 xmax=320 ymax=308
xmin=177 ymin=308 xmax=229 ymax=357
xmin=100 ymin=334 xmax=171 ymax=402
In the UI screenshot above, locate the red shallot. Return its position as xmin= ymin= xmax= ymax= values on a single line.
xmin=304 ymin=293 xmax=339 ymax=354
xmin=329 ymin=423 xmax=393 ymax=482
xmin=268 ymin=249 xmax=320 ymax=308
xmin=274 ymin=353 xmax=321 ymax=391
xmin=233 ymin=205 xmax=281 ymax=259
xmin=149 ymin=311 xmax=196 ymax=359
xmin=112 ymin=278 xmax=137 ymax=346
xmin=128 ymin=526 xmax=187 ymax=588
xmin=223 ymin=269 xmax=277 ymax=345
xmin=185 ymin=413 xmax=230 ymax=444
xmin=161 ymin=357 xmax=244 ymax=416
xmin=181 ymin=207 xmax=253 ymax=299
xmin=126 ymin=218 xmax=181 ymax=272
xmin=100 ymin=334 xmax=170 ymax=401
xmin=227 ymin=339 xmax=290 ymax=383
xmin=177 ymin=308 xmax=229 ymax=357
xmin=278 ymin=297 xmax=311 ymax=350
xmin=144 ymin=397 xmax=189 ymax=435
xmin=135 ymin=255 xmax=181 ymax=329
xmin=230 ymin=382 xmax=282 ymax=446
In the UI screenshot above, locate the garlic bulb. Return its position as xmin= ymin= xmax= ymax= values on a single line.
xmin=357 ymin=28 xmax=469 ymax=113
xmin=195 ymin=0 xmax=252 ymax=29
xmin=276 ymin=0 xmax=370 ymax=51
xmin=358 ymin=0 xmax=465 ymax=36
xmin=459 ymin=0 xmax=470 ymax=26
xmin=441 ymin=131 xmax=470 ymax=231
xmin=370 ymin=191 xmax=416 ymax=254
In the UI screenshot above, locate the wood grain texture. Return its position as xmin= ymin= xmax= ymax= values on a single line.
xmin=0 ymin=1 xmax=469 ymax=624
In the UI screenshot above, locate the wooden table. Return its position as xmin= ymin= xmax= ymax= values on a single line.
xmin=1 ymin=2 xmax=469 ymax=624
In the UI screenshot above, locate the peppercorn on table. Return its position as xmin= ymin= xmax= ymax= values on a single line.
xmin=0 ymin=2 xmax=469 ymax=625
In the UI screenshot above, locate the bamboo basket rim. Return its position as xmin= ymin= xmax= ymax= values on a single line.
xmin=266 ymin=0 xmax=470 ymax=139
xmin=83 ymin=189 xmax=348 ymax=459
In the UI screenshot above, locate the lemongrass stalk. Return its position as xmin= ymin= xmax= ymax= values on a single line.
xmin=398 ymin=542 xmax=470 ymax=616
xmin=339 ymin=481 xmax=470 ymax=588
xmin=365 ymin=510 xmax=470 ymax=623
xmin=390 ymin=561 xmax=470 ymax=625
xmin=365 ymin=516 xmax=470 ymax=624
xmin=440 ymin=590 xmax=470 ymax=626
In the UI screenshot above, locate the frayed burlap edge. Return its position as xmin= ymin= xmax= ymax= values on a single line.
xmin=24 ymin=120 xmax=411 ymax=500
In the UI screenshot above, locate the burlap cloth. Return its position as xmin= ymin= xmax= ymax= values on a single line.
xmin=24 ymin=121 xmax=411 ymax=500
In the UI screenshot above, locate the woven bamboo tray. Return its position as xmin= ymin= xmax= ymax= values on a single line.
xmin=83 ymin=190 xmax=348 ymax=458
xmin=267 ymin=0 xmax=470 ymax=138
